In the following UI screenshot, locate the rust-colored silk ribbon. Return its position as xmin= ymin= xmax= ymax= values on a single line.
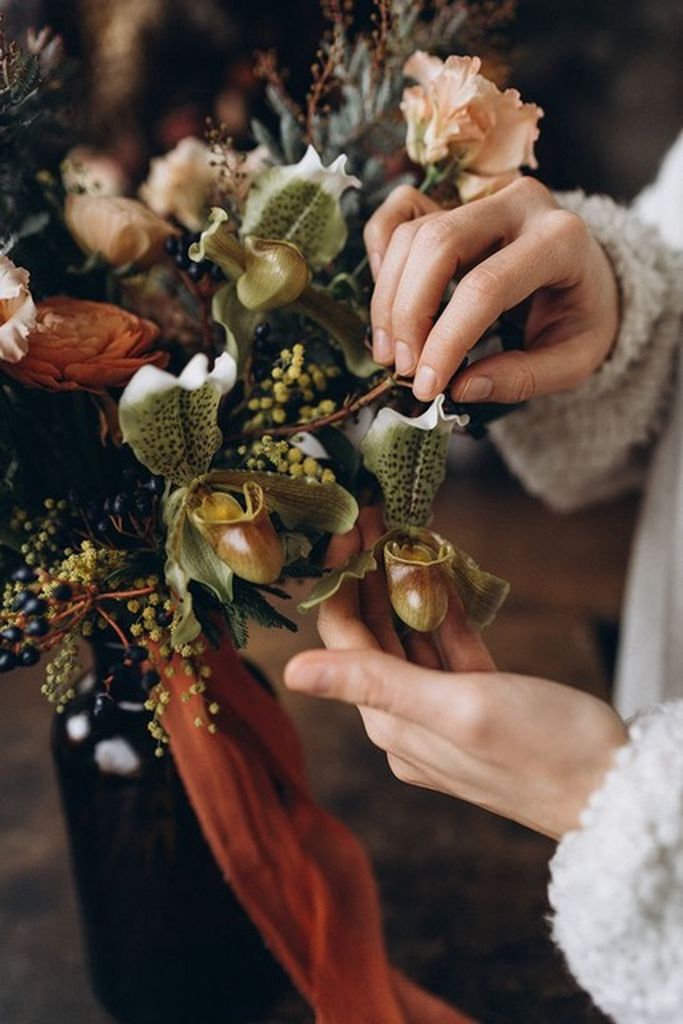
xmin=159 ymin=637 xmax=474 ymax=1024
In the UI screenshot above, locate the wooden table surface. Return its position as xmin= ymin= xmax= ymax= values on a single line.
xmin=0 ymin=451 xmax=637 ymax=1023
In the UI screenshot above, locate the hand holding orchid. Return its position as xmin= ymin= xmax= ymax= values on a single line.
xmin=287 ymin=508 xmax=628 ymax=841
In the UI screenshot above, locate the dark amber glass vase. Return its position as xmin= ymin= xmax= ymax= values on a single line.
xmin=52 ymin=659 xmax=288 ymax=1024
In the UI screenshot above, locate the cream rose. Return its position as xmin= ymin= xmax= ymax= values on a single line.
xmin=401 ymin=52 xmax=543 ymax=188
xmin=139 ymin=137 xmax=218 ymax=232
xmin=65 ymin=195 xmax=176 ymax=268
xmin=0 ymin=257 xmax=37 ymax=365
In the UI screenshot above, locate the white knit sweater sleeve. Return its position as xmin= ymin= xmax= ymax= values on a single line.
xmin=490 ymin=192 xmax=683 ymax=511
xmin=549 ymin=702 xmax=683 ymax=1024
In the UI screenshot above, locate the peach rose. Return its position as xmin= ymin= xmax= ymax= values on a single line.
xmin=65 ymin=194 xmax=176 ymax=268
xmin=2 ymin=297 xmax=166 ymax=391
xmin=401 ymin=52 xmax=543 ymax=183
xmin=0 ymin=256 xmax=37 ymax=364
xmin=139 ymin=137 xmax=218 ymax=232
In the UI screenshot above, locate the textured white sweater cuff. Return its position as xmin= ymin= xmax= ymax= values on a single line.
xmin=491 ymin=192 xmax=683 ymax=511
xmin=549 ymin=702 xmax=683 ymax=1024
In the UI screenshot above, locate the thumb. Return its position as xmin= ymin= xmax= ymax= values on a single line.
xmin=284 ymin=648 xmax=448 ymax=725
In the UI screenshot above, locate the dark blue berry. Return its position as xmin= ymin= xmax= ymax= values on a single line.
xmin=12 ymin=591 xmax=31 ymax=612
xmin=175 ymin=250 xmax=192 ymax=271
xmin=133 ymin=493 xmax=152 ymax=516
xmin=19 ymin=646 xmax=40 ymax=667
xmin=23 ymin=596 xmax=47 ymax=616
xmin=140 ymin=668 xmax=160 ymax=692
xmin=145 ymin=475 xmax=165 ymax=496
xmin=254 ymin=322 xmax=271 ymax=341
xmin=210 ymin=263 xmax=224 ymax=282
xmin=125 ymin=644 xmax=148 ymax=665
xmin=102 ymin=496 xmax=113 ymax=514
xmin=164 ymin=234 xmax=180 ymax=256
xmin=112 ymin=493 xmax=129 ymax=517
xmin=0 ymin=650 xmax=18 ymax=673
xmin=25 ymin=617 xmax=48 ymax=637
xmin=52 ymin=582 xmax=72 ymax=602
xmin=187 ymin=260 xmax=208 ymax=282
xmin=93 ymin=691 xmax=114 ymax=720
xmin=94 ymin=519 xmax=110 ymax=535
xmin=0 ymin=626 xmax=23 ymax=644
xmin=156 ymin=609 xmax=173 ymax=627
xmin=11 ymin=565 xmax=37 ymax=583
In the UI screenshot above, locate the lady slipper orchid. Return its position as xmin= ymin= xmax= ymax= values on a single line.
xmin=190 ymin=482 xmax=285 ymax=585
xmin=0 ymin=257 xmax=37 ymax=364
xmin=383 ymin=534 xmax=454 ymax=633
xmin=236 ymin=236 xmax=311 ymax=312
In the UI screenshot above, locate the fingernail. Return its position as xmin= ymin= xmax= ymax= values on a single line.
xmin=285 ymin=658 xmax=332 ymax=695
xmin=459 ymin=376 xmax=493 ymax=402
xmin=395 ymin=341 xmax=415 ymax=375
xmin=369 ymin=251 xmax=382 ymax=279
xmin=373 ymin=328 xmax=392 ymax=364
xmin=413 ymin=365 xmax=438 ymax=401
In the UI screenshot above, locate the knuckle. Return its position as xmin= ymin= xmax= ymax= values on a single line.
xmin=509 ymin=174 xmax=549 ymax=206
xmin=503 ymin=349 xmax=537 ymax=402
xmin=455 ymin=686 xmax=492 ymax=747
xmin=414 ymin=217 xmax=452 ymax=252
xmin=544 ymin=209 xmax=588 ymax=250
xmin=393 ymin=220 xmax=419 ymax=246
xmin=460 ymin=265 xmax=501 ymax=304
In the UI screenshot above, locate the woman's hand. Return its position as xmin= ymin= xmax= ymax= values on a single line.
xmin=364 ymin=178 xmax=620 ymax=404
xmin=285 ymin=509 xmax=628 ymax=840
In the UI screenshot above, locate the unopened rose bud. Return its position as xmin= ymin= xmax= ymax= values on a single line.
xmin=383 ymin=534 xmax=453 ymax=633
xmin=190 ymin=482 xmax=284 ymax=584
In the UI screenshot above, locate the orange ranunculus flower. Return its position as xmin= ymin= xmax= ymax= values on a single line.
xmin=2 ymin=297 xmax=167 ymax=391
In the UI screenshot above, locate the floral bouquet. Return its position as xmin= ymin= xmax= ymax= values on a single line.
xmin=0 ymin=5 xmax=541 ymax=1022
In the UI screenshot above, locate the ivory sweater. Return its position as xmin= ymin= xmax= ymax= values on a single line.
xmin=491 ymin=135 xmax=683 ymax=1023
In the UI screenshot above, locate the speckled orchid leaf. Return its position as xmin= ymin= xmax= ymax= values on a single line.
xmin=448 ymin=543 xmax=510 ymax=629
xmin=298 ymin=548 xmax=378 ymax=613
xmin=205 ymin=469 xmax=358 ymax=535
xmin=361 ymin=396 xmax=470 ymax=527
xmin=240 ymin=145 xmax=360 ymax=270
xmin=294 ymin=285 xmax=380 ymax=378
xmin=163 ymin=487 xmax=235 ymax=648
xmin=211 ymin=282 xmax=263 ymax=374
xmin=119 ymin=353 xmax=237 ymax=487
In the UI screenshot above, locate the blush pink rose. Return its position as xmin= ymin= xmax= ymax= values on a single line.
xmin=401 ymin=52 xmax=543 ymax=190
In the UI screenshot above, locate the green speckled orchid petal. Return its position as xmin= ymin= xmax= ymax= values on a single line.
xmin=240 ymin=145 xmax=360 ymax=269
xmin=119 ymin=353 xmax=237 ymax=486
xmin=361 ymin=395 xmax=469 ymax=527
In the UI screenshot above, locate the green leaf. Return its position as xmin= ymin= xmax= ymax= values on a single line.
xmin=298 ymin=548 xmax=377 ymax=612
xmin=294 ymin=286 xmax=379 ymax=378
xmin=205 ymin=469 xmax=359 ymax=534
xmin=119 ymin=353 xmax=237 ymax=486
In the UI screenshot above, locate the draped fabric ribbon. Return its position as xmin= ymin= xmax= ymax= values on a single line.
xmin=158 ymin=635 xmax=475 ymax=1023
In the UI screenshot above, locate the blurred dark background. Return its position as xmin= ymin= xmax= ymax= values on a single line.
xmin=2 ymin=0 xmax=682 ymax=198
